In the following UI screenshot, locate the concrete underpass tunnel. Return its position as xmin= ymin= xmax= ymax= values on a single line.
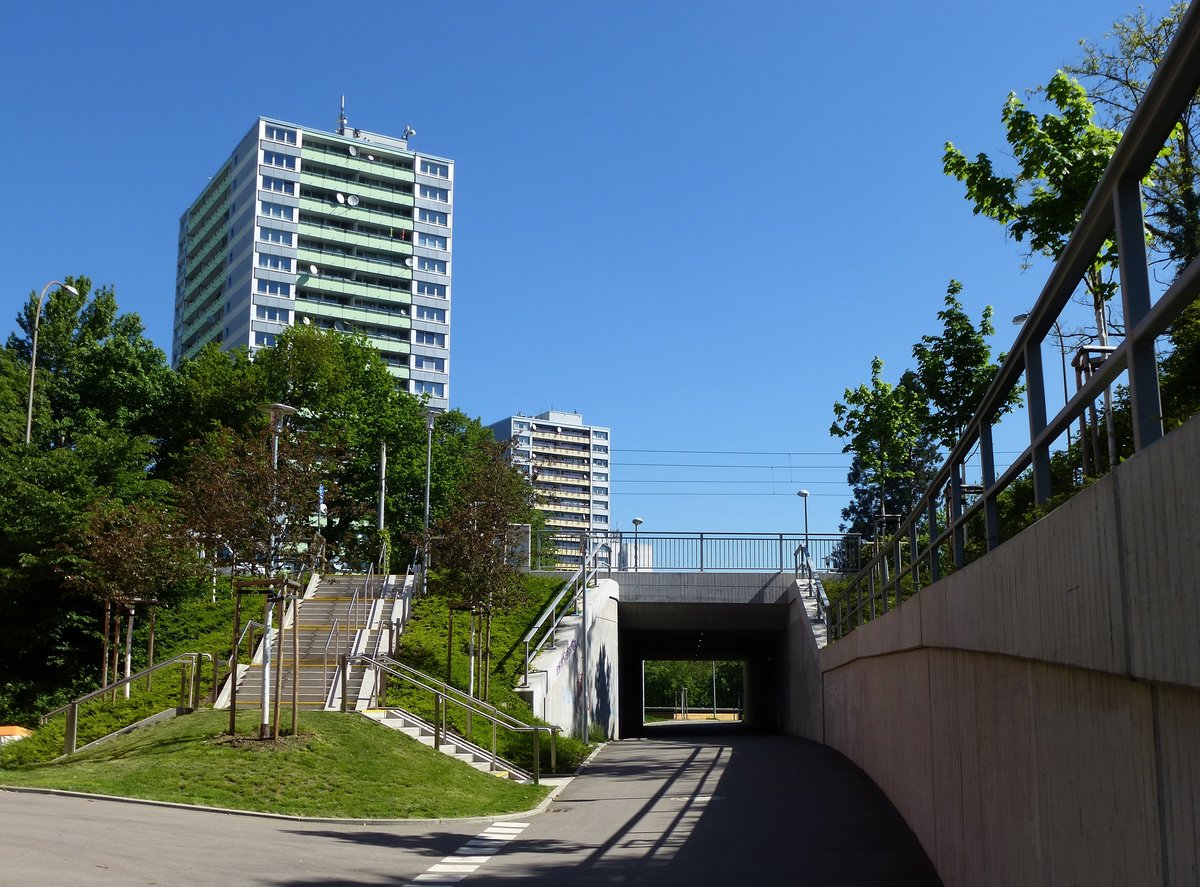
xmin=617 ymin=602 xmax=786 ymax=738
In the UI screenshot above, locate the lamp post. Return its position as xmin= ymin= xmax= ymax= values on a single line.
xmin=422 ymin=409 xmax=436 ymax=596
xmin=796 ymin=490 xmax=810 ymax=579
xmin=258 ymin=402 xmax=296 ymax=740
xmin=631 ymin=517 xmax=643 ymax=572
xmin=25 ymin=280 xmax=80 ymax=445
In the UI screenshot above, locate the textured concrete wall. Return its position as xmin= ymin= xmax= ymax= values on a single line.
xmin=807 ymin=413 xmax=1200 ymax=887
xmin=781 ymin=581 xmax=823 ymax=741
xmin=616 ymin=571 xmax=794 ymax=604
xmin=527 ymin=579 xmax=620 ymax=739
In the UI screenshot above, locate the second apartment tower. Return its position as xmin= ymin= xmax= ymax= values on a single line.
xmin=173 ymin=113 xmax=452 ymax=410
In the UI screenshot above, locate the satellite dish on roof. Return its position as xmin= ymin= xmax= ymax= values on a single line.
xmin=309 ymin=264 xmax=319 ymax=276
xmin=347 ymin=195 xmax=360 ymax=207
xmin=348 ymin=145 xmax=358 ymax=157
xmin=403 ymin=256 xmax=414 ymax=268
xmin=366 ymin=154 xmax=375 ymax=161
xmin=335 ymin=193 xmax=346 ymax=204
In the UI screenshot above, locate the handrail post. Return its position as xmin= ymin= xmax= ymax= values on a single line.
xmin=533 ymin=729 xmax=541 ymax=785
xmin=491 ymin=722 xmax=497 ymax=772
xmin=551 ymin=729 xmax=557 ymax=771
xmin=699 ymin=532 xmax=704 ymax=572
xmin=340 ymin=654 xmax=349 ymax=712
xmin=64 ymin=703 xmax=78 ymax=756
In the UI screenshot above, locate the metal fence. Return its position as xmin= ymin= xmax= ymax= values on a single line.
xmin=542 ymin=531 xmax=860 ymax=575
xmin=829 ymin=6 xmax=1200 ymax=641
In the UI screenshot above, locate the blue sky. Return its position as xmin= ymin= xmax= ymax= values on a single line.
xmin=1 ymin=0 xmax=1157 ymax=536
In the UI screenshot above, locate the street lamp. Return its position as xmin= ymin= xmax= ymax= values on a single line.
xmin=25 ymin=280 xmax=80 ymax=445
xmin=422 ymin=408 xmax=436 ymax=597
xmin=258 ymin=402 xmax=296 ymax=740
xmin=631 ymin=517 xmax=643 ymax=572
xmin=796 ymin=490 xmax=810 ymax=579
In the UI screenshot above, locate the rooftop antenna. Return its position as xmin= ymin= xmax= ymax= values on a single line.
xmin=403 ymin=125 xmax=416 ymax=141
xmin=337 ymin=95 xmax=348 ymax=136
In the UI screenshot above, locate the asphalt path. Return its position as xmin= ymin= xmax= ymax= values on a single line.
xmin=0 ymin=726 xmax=940 ymax=886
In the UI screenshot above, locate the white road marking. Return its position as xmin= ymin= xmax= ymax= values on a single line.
xmin=401 ymin=822 xmax=530 ymax=886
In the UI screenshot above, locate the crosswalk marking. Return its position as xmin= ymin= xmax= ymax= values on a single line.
xmin=400 ymin=821 xmax=529 ymax=886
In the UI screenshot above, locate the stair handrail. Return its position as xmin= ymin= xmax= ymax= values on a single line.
xmin=520 ymin=539 xmax=612 ymax=684
xmin=229 ymin=620 xmax=266 ymax=668
xmin=323 ymin=617 xmax=342 ymax=693
xmin=351 ymin=653 xmax=556 ymax=784
xmin=39 ymin=652 xmax=212 ymax=755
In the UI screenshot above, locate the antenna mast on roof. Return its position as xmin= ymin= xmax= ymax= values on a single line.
xmin=337 ymin=95 xmax=348 ymax=135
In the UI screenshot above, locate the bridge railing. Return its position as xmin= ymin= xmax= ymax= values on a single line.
xmin=576 ymin=531 xmax=858 ymax=574
xmin=830 ymin=4 xmax=1200 ymax=641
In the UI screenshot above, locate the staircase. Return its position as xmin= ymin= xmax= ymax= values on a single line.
xmin=363 ymin=707 xmax=528 ymax=782
xmin=223 ymin=572 xmax=402 ymax=711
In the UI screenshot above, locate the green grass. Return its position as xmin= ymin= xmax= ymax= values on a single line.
xmin=2 ymin=593 xmax=246 ymax=767
xmin=390 ymin=575 xmax=591 ymax=774
xmin=0 ymin=709 xmax=548 ymax=818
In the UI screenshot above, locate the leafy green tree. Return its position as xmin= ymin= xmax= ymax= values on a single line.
xmin=912 ymin=280 xmax=1016 ymax=451
xmin=943 ymin=73 xmax=1122 ymax=333
xmin=8 ymin=276 xmax=175 ymax=448
xmin=831 ymin=358 xmax=929 ymax=537
xmin=1065 ymin=3 xmax=1200 ymax=425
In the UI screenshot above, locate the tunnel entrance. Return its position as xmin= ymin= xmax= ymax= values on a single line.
xmin=617 ymin=601 xmax=788 ymax=738
xmin=641 ymin=659 xmax=745 ymax=726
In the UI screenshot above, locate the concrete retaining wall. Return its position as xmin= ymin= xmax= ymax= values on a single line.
xmin=796 ymin=413 xmax=1200 ymax=887
xmin=525 ymin=578 xmax=620 ymax=740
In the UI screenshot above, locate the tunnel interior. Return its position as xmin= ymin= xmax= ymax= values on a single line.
xmin=617 ymin=601 xmax=788 ymax=738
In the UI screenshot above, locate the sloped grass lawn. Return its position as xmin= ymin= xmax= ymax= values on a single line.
xmin=3 ymin=594 xmax=245 ymax=767
xmin=390 ymin=575 xmax=591 ymax=773
xmin=1 ymin=709 xmax=547 ymax=818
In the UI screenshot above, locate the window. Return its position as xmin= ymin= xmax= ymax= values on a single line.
xmin=592 ymin=514 xmax=608 ymax=523
xmin=256 ymin=279 xmax=291 ymax=296
xmin=593 ymin=430 xmax=608 ymax=440
xmin=594 ymin=459 xmax=609 ymax=468
xmin=413 ymin=380 xmax=445 ymax=397
xmin=594 ymin=472 xmax=608 ymax=482
xmin=418 ymin=208 xmax=448 ymax=226
xmin=593 ymin=487 xmax=609 ymax=495
xmin=262 ymin=176 xmax=295 ymax=195
xmin=420 ymin=159 xmax=449 ymax=178
xmin=416 ymin=281 xmax=447 ymax=298
xmin=254 ymin=331 xmax=277 ymax=347
xmin=417 ymin=232 xmax=448 ymax=250
xmin=258 ymin=253 xmax=293 ymax=272
xmin=593 ymin=445 xmax=609 ymax=454
xmin=413 ymin=355 xmax=445 ymax=371
xmin=417 ymin=257 xmax=447 ymax=274
xmin=259 ymin=227 xmax=293 ymax=245
xmin=419 ymin=184 xmax=449 ymax=202
xmin=260 ymin=200 xmax=294 ymax=221
xmin=263 ymin=150 xmax=296 ymax=170
xmin=265 ymin=125 xmax=297 ymax=144
xmin=416 ymin=305 xmax=446 ymax=322
xmin=256 ymin=305 xmax=289 ymax=323
xmin=414 ymin=330 xmax=446 ymax=347
xmin=593 ymin=500 xmax=609 ymax=510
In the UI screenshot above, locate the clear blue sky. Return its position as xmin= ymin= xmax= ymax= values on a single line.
xmin=1 ymin=0 xmax=1157 ymax=536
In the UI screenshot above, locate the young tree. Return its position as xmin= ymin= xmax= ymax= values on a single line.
xmin=428 ymin=437 xmax=537 ymax=698
xmin=830 ymin=358 xmax=929 ymax=540
xmin=1065 ymin=3 xmax=1200 ymax=425
xmin=943 ymin=73 xmax=1122 ymax=334
xmin=912 ymin=280 xmax=1018 ymax=451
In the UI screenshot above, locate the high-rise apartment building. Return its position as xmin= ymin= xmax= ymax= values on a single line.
xmin=489 ymin=411 xmax=611 ymax=567
xmin=173 ymin=112 xmax=452 ymax=410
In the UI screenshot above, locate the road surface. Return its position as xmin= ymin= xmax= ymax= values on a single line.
xmin=0 ymin=726 xmax=939 ymax=886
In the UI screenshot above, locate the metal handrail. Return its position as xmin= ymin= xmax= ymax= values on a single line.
xmin=39 ymin=653 xmax=212 ymax=755
xmin=229 ymin=620 xmax=266 ymax=668
xmin=521 ymin=540 xmax=611 ymax=684
xmin=323 ymin=618 xmax=341 ymax=692
xmin=830 ymin=3 xmax=1200 ymax=641
xmin=351 ymin=653 xmax=557 ymax=784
